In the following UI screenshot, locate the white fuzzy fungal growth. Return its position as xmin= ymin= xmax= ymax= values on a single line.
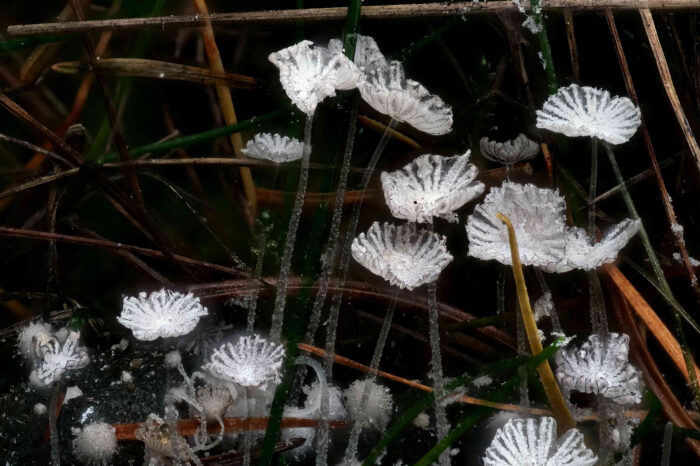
xmin=351 ymin=222 xmax=453 ymax=290
xmin=196 ymin=383 xmax=234 ymax=422
xmin=34 ymin=403 xmax=47 ymax=415
xmin=466 ymin=182 xmax=640 ymax=273
xmin=483 ymin=417 xmax=597 ymax=466
xmin=17 ymin=321 xmax=53 ymax=360
xmin=380 ymin=151 xmax=484 ymax=223
xmin=563 ymin=220 xmax=642 ymax=271
xmin=555 ymin=333 xmax=643 ymax=406
xmin=31 ymin=331 xmax=89 ymax=387
xmin=358 ymin=60 xmax=453 ymax=135
xmin=328 ymin=34 xmax=388 ymax=72
xmin=118 ymin=289 xmax=208 ymax=341
xmin=480 ymin=133 xmax=540 ymax=166
xmin=164 ymin=350 xmax=182 ymax=369
xmin=345 ymin=379 xmax=394 ymax=432
xmin=242 ymin=133 xmax=304 ymax=163
xmin=536 ymin=84 xmax=641 ymax=145
xmin=203 ymin=334 xmax=285 ymax=388
xmin=72 ymin=422 xmax=117 ymax=465
xmin=268 ymin=40 xmax=361 ymax=115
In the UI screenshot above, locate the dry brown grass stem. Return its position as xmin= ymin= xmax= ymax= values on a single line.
xmin=7 ymin=1 xmax=700 ymax=36
xmin=606 ymin=9 xmax=700 ymax=301
xmin=604 ymin=264 xmax=700 ymax=383
xmin=112 ymin=417 xmax=349 ymax=441
xmin=0 ymin=226 xmax=244 ymax=277
xmin=297 ymin=343 xmax=550 ymax=415
xmin=193 ymin=0 xmax=257 ymax=224
xmin=639 ymin=9 xmax=700 ymax=174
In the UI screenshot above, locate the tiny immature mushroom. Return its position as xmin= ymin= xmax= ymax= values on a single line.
xmin=358 ymin=60 xmax=453 ymax=135
xmin=483 ymin=416 xmax=597 ymax=466
xmin=72 ymin=422 xmax=118 ymax=466
xmin=380 ymin=151 xmax=485 ymax=223
xmin=203 ymin=334 xmax=285 ymax=388
xmin=31 ymin=331 xmax=89 ymax=387
xmin=344 ymin=379 xmax=394 ymax=432
xmin=351 ymin=221 xmax=453 ymax=290
xmin=268 ymin=40 xmax=362 ymax=115
xmin=135 ymin=414 xmax=197 ymax=464
xmin=17 ymin=320 xmax=54 ymax=361
xmin=242 ymin=133 xmax=304 ymax=163
xmin=555 ymin=332 xmax=643 ymax=406
xmin=479 ymin=133 xmax=540 ymax=166
xmin=536 ymin=84 xmax=641 ymax=145
xmin=118 ymin=289 xmax=208 ymax=341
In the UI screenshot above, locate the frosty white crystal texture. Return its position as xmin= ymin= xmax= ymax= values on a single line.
xmin=555 ymin=332 xmax=643 ymax=405
xmin=118 ymin=289 xmax=208 ymax=341
xmin=31 ymin=331 xmax=89 ymax=386
xmin=204 ymin=334 xmax=285 ymax=388
xmin=328 ymin=34 xmax=388 ymax=71
xmin=380 ymin=151 xmax=485 ymax=223
xmin=358 ymin=60 xmax=453 ymax=135
xmin=466 ymin=182 xmax=639 ymax=272
xmin=344 ymin=379 xmax=394 ymax=432
xmin=467 ymin=183 xmax=567 ymax=271
xmin=72 ymin=422 xmax=117 ymax=465
xmin=483 ymin=417 xmax=597 ymax=466
xmin=351 ymin=222 xmax=453 ymax=290
xmin=242 ymin=133 xmax=304 ymax=163
xmin=268 ymin=40 xmax=361 ymax=115
xmin=480 ymin=133 xmax=540 ymax=165
xmin=563 ymin=220 xmax=642 ymax=271
xmin=195 ymin=383 xmax=234 ymax=422
xmin=536 ymin=84 xmax=641 ymax=145
xmin=17 ymin=320 xmax=53 ymax=359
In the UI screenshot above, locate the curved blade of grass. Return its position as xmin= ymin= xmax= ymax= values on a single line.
xmin=497 ymin=213 xmax=575 ymax=431
xmin=362 ymin=342 xmax=561 ymax=466
xmin=100 ymin=107 xmax=289 ymax=162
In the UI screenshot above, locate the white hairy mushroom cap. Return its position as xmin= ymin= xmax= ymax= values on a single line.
xmin=268 ymin=40 xmax=362 ymax=115
xmin=17 ymin=321 xmax=53 ymax=360
xmin=31 ymin=331 xmax=89 ymax=387
xmin=117 ymin=289 xmax=208 ymax=341
xmin=328 ymin=34 xmax=388 ymax=71
xmin=380 ymin=151 xmax=485 ymax=223
xmin=242 ymin=133 xmax=304 ymax=163
xmin=344 ymin=379 xmax=394 ymax=432
xmin=555 ymin=333 xmax=643 ymax=406
xmin=203 ymin=334 xmax=285 ymax=388
xmin=72 ymin=422 xmax=118 ymax=466
xmin=479 ymin=133 xmax=540 ymax=165
xmin=358 ymin=60 xmax=453 ymax=135
xmin=351 ymin=222 xmax=453 ymax=290
xmin=483 ymin=417 xmax=597 ymax=466
xmin=536 ymin=84 xmax=641 ymax=145
xmin=466 ymin=182 xmax=640 ymax=272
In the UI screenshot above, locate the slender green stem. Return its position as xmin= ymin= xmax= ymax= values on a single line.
xmin=529 ymin=0 xmax=558 ymax=94
xmin=99 ymin=108 xmax=287 ymax=162
xmin=603 ymin=143 xmax=671 ymax=296
xmin=342 ymin=0 xmax=363 ymax=60
xmin=362 ymin=346 xmax=560 ymax=466
xmin=413 ymin=343 xmax=562 ymax=466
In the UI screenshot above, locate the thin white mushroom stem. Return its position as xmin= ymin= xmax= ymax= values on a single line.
xmin=49 ymin=383 xmax=61 ymax=466
xmin=588 ymin=136 xmax=599 ymax=241
xmin=316 ymin=117 xmax=398 ymax=466
xmin=342 ymin=292 xmax=398 ymax=463
xmin=243 ymin=386 xmax=253 ymax=466
xmin=427 ymin=281 xmax=451 ymax=466
xmin=270 ymin=113 xmax=314 ymax=342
